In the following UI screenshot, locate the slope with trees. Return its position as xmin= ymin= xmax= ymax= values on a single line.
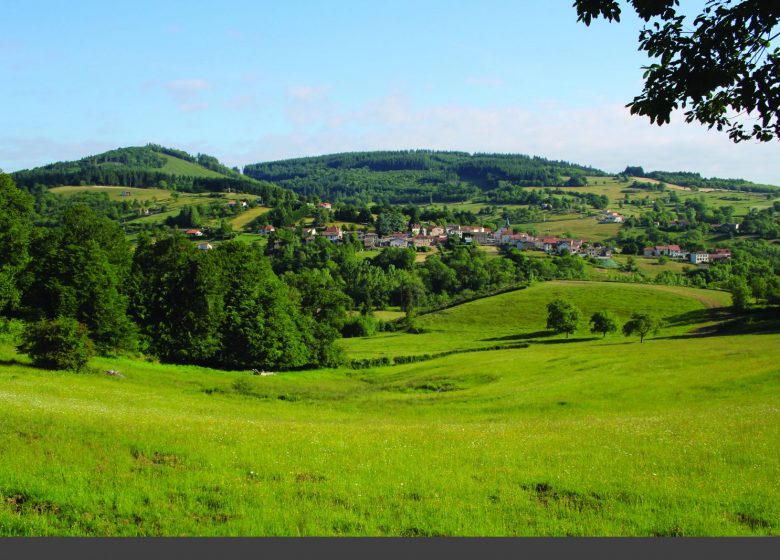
xmin=244 ymin=150 xmax=608 ymax=205
xmin=12 ymin=144 xmax=297 ymax=207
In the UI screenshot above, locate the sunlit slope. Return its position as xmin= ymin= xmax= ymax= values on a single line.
xmin=0 ymin=281 xmax=777 ymax=536
xmin=341 ymin=281 xmax=732 ymax=359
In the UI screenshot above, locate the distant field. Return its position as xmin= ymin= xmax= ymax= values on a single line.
xmin=49 ymin=186 xmax=172 ymax=202
xmin=520 ymin=214 xmax=621 ymax=242
xmin=158 ymin=154 xmax=226 ymax=178
xmin=229 ymin=206 xmax=271 ymax=230
xmin=0 ymin=281 xmax=776 ymax=536
xmin=373 ymin=310 xmax=406 ymax=322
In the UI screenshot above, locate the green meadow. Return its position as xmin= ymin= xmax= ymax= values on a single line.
xmin=1 ymin=281 xmax=778 ymax=536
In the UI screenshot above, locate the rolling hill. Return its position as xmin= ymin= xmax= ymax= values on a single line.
xmin=243 ymin=150 xmax=778 ymax=205
xmin=11 ymin=144 xmax=297 ymax=207
xmin=243 ymin=150 xmax=609 ymax=205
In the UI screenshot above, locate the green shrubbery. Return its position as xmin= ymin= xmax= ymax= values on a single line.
xmin=18 ymin=317 xmax=95 ymax=371
xmin=341 ymin=315 xmax=380 ymax=338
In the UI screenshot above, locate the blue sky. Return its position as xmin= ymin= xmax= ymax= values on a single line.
xmin=2 ymin=0 xmax=778 ymax=183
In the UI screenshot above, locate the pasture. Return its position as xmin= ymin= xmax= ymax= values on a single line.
xmin=0 ymin=281 xmax=778 ymax=536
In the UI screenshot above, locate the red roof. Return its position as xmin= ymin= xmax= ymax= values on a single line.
xmin=185 ymin=229 xmax=202 ymax=235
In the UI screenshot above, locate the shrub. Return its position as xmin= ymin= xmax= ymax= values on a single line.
xmin=18 ymin=318 xmax=95 ymax=371
xmin=341 ymin=315 xmax=379 ymax=338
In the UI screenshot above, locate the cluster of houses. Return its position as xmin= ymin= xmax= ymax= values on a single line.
xmin=643 ymin=244 xmax=732 ymax=264
xmin=599 ymin=211 xmax=625 ymax=223
xmin=256 ymin=222 xmax=615 ymax=257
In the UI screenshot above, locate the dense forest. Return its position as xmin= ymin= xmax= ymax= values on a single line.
xmin=622 ymin=166 xmax=778 ymax=194
xmin=11 ymin=145 xmax=298 ymax=206
xmin=243 ymin=150 xmax=608 ymax=205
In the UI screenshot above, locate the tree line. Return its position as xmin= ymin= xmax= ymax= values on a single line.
xmin=243 ymin=150 xmax=607 ymax=205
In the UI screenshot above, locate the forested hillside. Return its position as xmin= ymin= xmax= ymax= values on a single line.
xmin=622 ymin=166 xmax=778 ymax=194
xmin=244 ymin=150 xmax=608 ymax=204
xmin=12 ymin=144 xmax=297 ymax=206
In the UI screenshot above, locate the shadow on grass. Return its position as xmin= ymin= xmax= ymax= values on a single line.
xmin=482 ymin=330 xmax=551 ymax=342
xmin=482 ymin=331 xmax=598 ymax=345
xmin=532 ymin=336 xmax=599 ymax=345
xmin=660 ymin=308 xmax=780 ymax=340
xmin=0 ymin=357 xmax=36 ymax=370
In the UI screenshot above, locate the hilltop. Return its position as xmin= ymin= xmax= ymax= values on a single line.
xmin=243 ymin=150 xmax=608 ymax=205
xmin=243 ymin=150 xmax=778 ymax=205
xmin=11 ymin=144 xmax=294 ymax=206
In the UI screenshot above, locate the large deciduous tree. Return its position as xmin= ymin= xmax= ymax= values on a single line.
xmin=546 ymin=298 xmax=582 ymax=338
xmin=574 ymin=1 xmax=780 ymax=142
xmin=24 ymin=205 xmax=137 ymax=353
xmin=589 ymin=309 xmax=619 ymax=337
xmin=622 ymin=312 xmax=662 ymax=342
xmin=0 ymin=174 xmax=34 ymax=317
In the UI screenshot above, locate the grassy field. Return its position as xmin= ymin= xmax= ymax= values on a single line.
xmin=229 ymin=206 xmax=271 ymax=230
xmin=49 ymin=186 xmax=267 ymax=235
xmin=0 ymin=281 xmax=777 ymax=536
xmin=158 ymin=154 xmax=226 ymax=178
xmin=343 ymin=281 xmax=731 ymax=359
xmin=520 ymin=214 xmax=622 ymax=242
xmin=49 ymin=186 xmax=172 ymax=202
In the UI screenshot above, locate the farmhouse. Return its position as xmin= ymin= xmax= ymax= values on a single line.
xmin=318 ymin=202 xmax=332 ymax=210
xmin=412 ymin=235 xmax=433 ymax=248
xmin=388 ymin=237 xmax=410 ymax=248
xmin=363 ymin=232 xmax=379 ymax=249
xmin=600 ymin=211 xmax=624 ymax=223
xmin=258 ymin=225 xmax=275 ymax=235
xmin=643 ymin=245 xmax=683 ymax=258
xmin=322 ymin=226 xmax=342 ymax=242
xmin=185 ymin=229 xmax=203 ymax=237
xmin=196 ymin=242 xmax=213 ymax=251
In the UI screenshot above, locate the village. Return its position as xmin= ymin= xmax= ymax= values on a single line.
xmin=180 ymin=202 xmax=732 ymax=265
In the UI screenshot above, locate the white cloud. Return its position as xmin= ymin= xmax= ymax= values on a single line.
xmin=287 ymin=85 xmax=328 ymax=102
xmin=228 ymin=93 xmax=780 ymax=184
xmin=164 ymin=79 xmax=211 ymax=113
xmin=166 ymin=79 xmax=211 ymax=94
xmin=224 ymin=94 xmax=256 ymax=111
xmin=464 ymin=76 xmax=505 ymax=87
xmin=179 ymin=102 xmax=209 ymax=113
xmin=0 ymin=138 xmax=118 ymax=171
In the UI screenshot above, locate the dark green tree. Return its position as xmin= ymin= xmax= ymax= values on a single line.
xmin=622 ymin=312 xmax=662 ymax=342
xmin=19 ymin=317 xmax=95 ymax=371
xmin=130 ymin=232 xmax=223 ymax=362
xmin=24 ymin=205 xmax=136 ymax=353
xmin=575 ymin=1 xmax=780 ymax=142
xmin=0 ymin=174 xmax=34 ymax=316
xmin=589 ymin=310 xmax=619 ymax=337
xmin=212 ymin=242 xmax=316 ymax=370
xmin=727 ymin=276 xmax=751 ymax=311
xmin=546 ymin=299 xmax=582 ymax=338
